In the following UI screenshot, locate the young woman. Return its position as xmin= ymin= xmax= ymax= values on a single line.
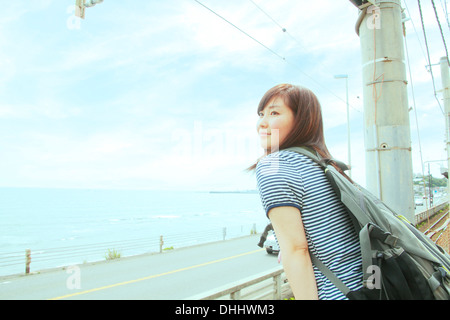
xmin=251 ymin=84 xmax=363 ymax=300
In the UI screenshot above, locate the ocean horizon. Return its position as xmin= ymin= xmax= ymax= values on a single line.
xmin=0 ymin=187 xmax=269 ymax=276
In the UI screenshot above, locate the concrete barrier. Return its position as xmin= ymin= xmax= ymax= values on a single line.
xmin=186 ymin=266 xmax=292 ymax=300
xmin=415 ymin=202 xmax=449 ymax=226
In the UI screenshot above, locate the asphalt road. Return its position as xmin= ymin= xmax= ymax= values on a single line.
xmin=0 ymin=235 xmax=280 ymax=300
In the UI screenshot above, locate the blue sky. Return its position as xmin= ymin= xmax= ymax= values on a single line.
xmin=0 ymin=0 xmax=448 ymax=191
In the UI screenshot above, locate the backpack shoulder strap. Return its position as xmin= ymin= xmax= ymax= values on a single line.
xmin=309 ymin=253 xmax=351 ymax=296
xmin=283 ymin=146 xmax=323 ymax=165
xmin=284 ymin=146 xmax=350 ymax=172
xmin=284 ymin=146 xmax=372 ymax=295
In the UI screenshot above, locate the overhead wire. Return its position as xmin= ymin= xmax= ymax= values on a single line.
xmin=192 ymin=0 xmax=285 ymax=61
xmin=403 ymin=0 xmax=429 ymax=65
xmin=417 ymin=0 xmax=445 ymax=115
xmin=407 ymin=0 xmax=447 ymax=197
xmin=192 ymin=0 xmax=361 ymax=113
xmin=247 ymin=0 xmax=308 ymax=52
xmin=432 ymin=0 xmax=450 ymax=65
xmin=247 ymin=0 xmax=335 ymax=88
xmin=442 ymin=0 xmax=450 ymax=32
xmin=404 ymin=17 xmax=428 ymax=208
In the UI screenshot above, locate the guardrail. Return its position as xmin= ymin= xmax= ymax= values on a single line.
xmin=188 ymin=202 xmax=450 ymax=301
xmin=0 ymin=223 xmax=261 ymax=277
xmin=415 ymin=202 xmax=449 ymax=225
xmin=187 ymin=266 xmax=292 ymax=300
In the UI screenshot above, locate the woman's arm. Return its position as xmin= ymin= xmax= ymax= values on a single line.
xmin=268 ymin=206 xmax=318 ymax=300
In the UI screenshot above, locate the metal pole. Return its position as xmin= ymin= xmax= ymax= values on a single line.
xmin=358 ymin=0 xmax=414 ymax=221
xmin=273 ymin=274 xmax=282 ymax=300
xmin=440 ymin=56 xmax=450 ymax=201
xmin=25 ymin=249 xmax=31 ymax=274
xmin=428 ymin=163 xmax=433 ymax=207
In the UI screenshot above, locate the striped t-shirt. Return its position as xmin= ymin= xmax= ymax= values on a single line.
xmin=256 ymin=150 xmax=363 ymax=300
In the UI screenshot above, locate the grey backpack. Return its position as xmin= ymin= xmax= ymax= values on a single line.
xmin=286 ymin=146 xmax=450 ymax=300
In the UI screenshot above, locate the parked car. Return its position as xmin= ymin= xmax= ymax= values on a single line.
xmin=264 ymin=231 xmax=280 ymax=254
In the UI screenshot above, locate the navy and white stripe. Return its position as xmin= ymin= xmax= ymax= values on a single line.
xmin=256 ymin=150 xmax=363 ymax=300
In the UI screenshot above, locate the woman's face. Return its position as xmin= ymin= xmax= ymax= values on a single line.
xmin=257 ymin=96 xmax=295 ymax=151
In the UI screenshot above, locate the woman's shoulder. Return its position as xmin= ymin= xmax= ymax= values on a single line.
xmin=255 ymin=150 xmax=314 ymax=185
xmin=256 ymin=150 xmax=314 ymax=171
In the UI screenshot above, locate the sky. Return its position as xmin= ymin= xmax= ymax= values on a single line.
xmin=0 ymin=0 xmax=449 ymax=191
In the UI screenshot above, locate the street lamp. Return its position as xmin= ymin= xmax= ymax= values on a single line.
xmin=334 ymin=74 xmax=352 ymax=178
xmin=85 ymin=0 xmax=104 ymax=8
xmin=75 ymin=0 xmax=104 ymax=19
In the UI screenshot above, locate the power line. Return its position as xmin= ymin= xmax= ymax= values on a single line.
xmin=404 ymin=25 xmax=427 ymax=193
xmin=417 ymin=0 xmax=445 ymax=115
xmin=247 ymin=0 xmax=332 ymax=74
xmin=403 ymin=0 xmax=429 ymax=63
xmin=192 ymin=0 xmax=285 ymax=61
xmin=247 ymin=0 xmax=308 ymax=51
xmin=439 ymin=0 xmax=450 ymax=32
xmin=192 ymin=0 xmax=361 ymax=113
xmin=432 ymin=0 xmax=450 ymax=65
xmin=248 ymin=0 xmax=284 ymax=31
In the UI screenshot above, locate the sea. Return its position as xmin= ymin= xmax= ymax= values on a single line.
xmin=0 ymin=187 xmax=269 ymax=277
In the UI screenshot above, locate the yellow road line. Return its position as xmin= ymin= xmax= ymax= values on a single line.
xmin=48 ymin=248 xmax=264 ymax=300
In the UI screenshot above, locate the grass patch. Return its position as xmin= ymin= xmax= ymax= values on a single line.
xmin=105 ymin=248 xmax=121 ymax=260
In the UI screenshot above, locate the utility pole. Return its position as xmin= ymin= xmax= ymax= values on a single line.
xmin=353 ymin=0 xmax=414 ymax=221
xmin=440 ymin=56 xmax=450 ymax=200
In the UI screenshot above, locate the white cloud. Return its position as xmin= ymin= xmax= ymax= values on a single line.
xmin=0 ymin=0 xmax=447 ymax=191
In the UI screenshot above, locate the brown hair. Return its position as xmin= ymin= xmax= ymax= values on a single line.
xmin=249 ymin=84 xmax=350 ymax=180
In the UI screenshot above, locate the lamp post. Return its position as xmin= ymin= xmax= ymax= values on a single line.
xmin=75 ymin=0 xmax=104 ymax=19
xmin=423 ymin=159 xmax=448 ymax=208
xmin=334 ymin=74 xmax=352 ymax=178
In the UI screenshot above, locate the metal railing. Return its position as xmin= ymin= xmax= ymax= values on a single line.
xmin=189 ymin=203 xmax=450 ymax=301
xmin=0 ymin=223 xmax=261 ymax=277
xmin=186 ymin=266 xmax=292 ymax=300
